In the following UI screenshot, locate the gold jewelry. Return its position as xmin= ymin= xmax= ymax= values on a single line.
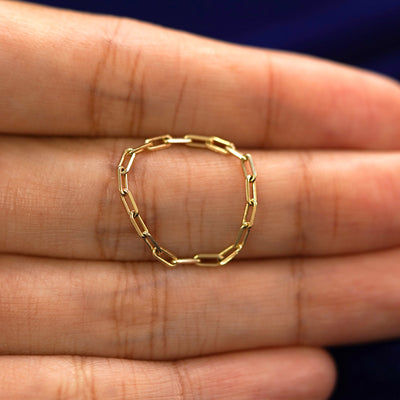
xmin=117 ymin=135 xmax=257 ymax=267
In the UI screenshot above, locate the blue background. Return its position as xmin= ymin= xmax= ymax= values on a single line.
xmin=31 ymin=1 xmax=400 ymax=399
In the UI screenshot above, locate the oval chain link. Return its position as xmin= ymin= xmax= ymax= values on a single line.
xmin=118 ymin=135 xmax=257 ymax=267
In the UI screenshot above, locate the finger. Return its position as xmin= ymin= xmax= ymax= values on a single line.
xmin=1 ymin=250 xmax=400 ymax=359
xmin=1 ymin=137 xmax=400 ymax=259
xmin=0 ymin=349 xmax=336 ymax=400
xmin=0 ymin=1 xmax=399 ymax=149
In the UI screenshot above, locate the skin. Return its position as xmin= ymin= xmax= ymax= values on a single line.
xmin=0 ymin=0 xmax=400 ymax=398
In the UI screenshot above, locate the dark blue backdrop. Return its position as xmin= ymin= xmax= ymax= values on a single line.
xmin=32 ymin=1 xmax=400 ymax=399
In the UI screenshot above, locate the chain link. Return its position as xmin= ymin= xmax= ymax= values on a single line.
xmin=117 ymin=166 xmax=129 ymax=195
xmin=219 ymin=244 xmax=243 ymax=265
xmin=245 ymin=175 xmax=257 ymax=205
xmin=242 ymin=201 xmax=257 ymax=228
xmin=193 ymin=253 xmax=222 ymax=267
xmin=241 ymin=153 xmax=257 ymax=182
xmin=131 ymin=142 xmax=152 ymax=154
xmin=118 ymin=148 xmax=136 ymax=174
xmin=206 ymin=136 xmax=235 ymax=155
xmin=235 ymin=224 xmax=251 ymax=248
xmin=121 ymin=189 xmax=139 ymax=218
xmin=145 ymin=135 xmax=172 ymax=151
xmin=152 ymin=246 xmax=178 ymax=267
xmin=118 ymin=135 xmax=257 ymax=267
xmin=143 ymin=232 xmax=162 ymax=254
xmin=129 ymin=213 xmax=149 ymax=237
xmin=226 ymin=146 xmax=247 ymax=160
xmin=184 ymin=134 xmax=209 ymax=149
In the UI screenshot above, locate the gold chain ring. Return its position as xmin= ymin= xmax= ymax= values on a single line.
xmin=117 ymin=135 xmax=257 ymax=267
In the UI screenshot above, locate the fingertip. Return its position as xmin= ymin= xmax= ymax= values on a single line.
xmin=291 ymin=347 xmax=337 ymax=400
xmin=251 ymin=347 xmax=337 ymax=400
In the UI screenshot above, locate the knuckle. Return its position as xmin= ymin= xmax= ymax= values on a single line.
xmin=66 ymin=356 xmax=98 ymax=400
xmin=93 ymin=144 xmax=121 ymax=259
xmin=293 ymin=152 xmax=313 ymax=254
xmin=88 ymin=17 xmax=146 ymax=136
xmin=88 ymin=18 xmax=124 ymax=135
xmin=261 ymin=53 xmax=278 ymax=148
xmin=290 ymin=257 xmax=306 ymax=344
xmin=170 ymin=361 xmax=196 ymax=400
xmin=170 ymin=73 xmax=189 ymax=133
xmin=109 ymin=263 xmax=171 ymax=359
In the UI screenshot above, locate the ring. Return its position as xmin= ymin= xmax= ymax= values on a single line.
xmin=117 ymin=135 xmax=257 ymax=267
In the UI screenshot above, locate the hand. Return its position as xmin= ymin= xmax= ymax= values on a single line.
xmin=1 ymin=1 xmax=399 ymax=399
